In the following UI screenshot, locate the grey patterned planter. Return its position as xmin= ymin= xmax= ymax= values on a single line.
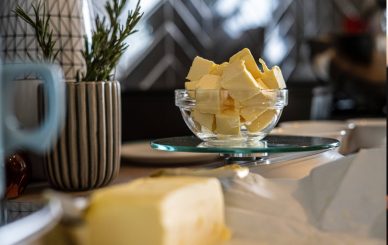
xmin=40 ymin=81 xmax=121 ymax=191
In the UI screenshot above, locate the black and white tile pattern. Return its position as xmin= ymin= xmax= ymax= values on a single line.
xmin=0 ymin=0 xmax=88 ymax=80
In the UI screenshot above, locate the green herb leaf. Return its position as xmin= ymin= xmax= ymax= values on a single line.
xmin=82 ymin=0 xmax=143 ymax=82
xmin=14 ymin=1 xmax=58 ymax=63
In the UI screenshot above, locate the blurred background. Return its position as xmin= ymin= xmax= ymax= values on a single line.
xmin=111 ymin=0 xmax=386 ymax=141
xmin=1 ymin=0 xmax=387 ymax=141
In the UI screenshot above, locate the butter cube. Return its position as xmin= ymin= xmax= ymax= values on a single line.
xmin=86 ymin=177 xmax=230 ymax=245
xmin=246 ymin=109 xmax=277 ymax=132
xmin=258 ymin=58 xmax=286 ymax=89
xmin=192 ymin=109 xmax=215 ymax=131
xmin=240 ymin=107 xmax=266 ymax=123
xmin=185 ymin=81 xmax=198 ymax=97
xmin=240 ymin=92 xmax=274 ymax=107
xmin=185 ymin=81 xmax=198 ymax=90
xmin=222 ymin=94 xmax=239 ymax=112
xmin=196 ymin=90 xmax=223 ymax=114
xmin=210 ymin=62 xmax=229 ymax=76
xmin=185 ymin=75 xmax=221 ymax=98
xmin=220 ymin=60 xmax=263 ymax=101
xmin=229 ymin=48 xmax=261 ymax=79
xmin=215 ymin=110 xmax=241 ymax=135
xmin=255 ymin=77 xmax=269 ymax=90
xmin=194 ymin=75 xmax=224 ymax=114
xmin=239 ymin=92 xmax=273 ymax=122
xmin=196 ymin=74 xmax=221 ymax=89
xmin=186 ymin=56 xmax=216 ymax=81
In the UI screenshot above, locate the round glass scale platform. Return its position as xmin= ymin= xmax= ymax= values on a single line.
xmin=151 ymin=135 xmax=340 ymax=167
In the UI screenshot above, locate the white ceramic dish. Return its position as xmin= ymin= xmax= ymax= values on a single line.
xmin=346 ymin=118 xmax=386 ymax=150
xmin=347 ymin=118 xmax=386 ymax=127
xmin=121 ymin=141 xmax=219 ymax=165
xmin=0 ymin=200 xmax=62 ymax=245
xmin=279 ymin=120 xmax=352 ymax=131
xmin=271 ymin=127 xmax=346 ymax=141
xmin=272 ymin=120 xmax=353 ymax=154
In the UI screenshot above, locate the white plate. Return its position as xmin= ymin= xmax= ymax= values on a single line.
xmin=347 ymin=118 xmax=386 ymax=127
xmin=346 ymin=118 xmax=386 ymax=149
xmin=275 ymin=120 xmax=355 ymax=154
xmin=279 ymin=120 xmax=352 ymax=131
xmin=271 ymin=127 xmax=346 ymax=140
xmin=121 ymin=141 xmax=220 ymax=165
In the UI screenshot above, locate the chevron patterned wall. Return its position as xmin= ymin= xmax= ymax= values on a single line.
xmin=0 ymin=0 xmax=88 ymax=80
xmin=110 ymin=0 xmax=369 ymax=91
xmin=0 ymin=0 xmax=372 ymax=87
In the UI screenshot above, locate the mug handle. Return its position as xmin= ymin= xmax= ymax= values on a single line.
xmin=2 ymin=63 xmax=65 ymax=153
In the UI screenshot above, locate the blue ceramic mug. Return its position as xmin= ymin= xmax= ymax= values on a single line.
xmin=0 ymin=62 xmax=65 ymax=221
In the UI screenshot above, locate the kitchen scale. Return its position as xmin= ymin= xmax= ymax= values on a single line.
xmin=151 ymin=135 xmax=340 ymax=167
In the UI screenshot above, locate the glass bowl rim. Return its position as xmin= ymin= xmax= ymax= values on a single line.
xmin=175 ymin=88 xmax=288 ymax=92
xmin=175 ymin=88 xmax=288 ymax=108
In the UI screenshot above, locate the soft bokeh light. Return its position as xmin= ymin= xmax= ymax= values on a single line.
xmin=215 ymin=0 xmax=272 ymax=38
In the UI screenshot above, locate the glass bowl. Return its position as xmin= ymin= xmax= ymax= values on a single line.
xmin=175 ymin=89 xmax=288 ymax=145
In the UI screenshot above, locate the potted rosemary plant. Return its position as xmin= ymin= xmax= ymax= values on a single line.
xmin=15 ymin=0 xmax=143 ymax=190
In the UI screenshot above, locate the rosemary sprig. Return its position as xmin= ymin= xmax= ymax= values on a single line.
xmin=81 ymin=0 xmax=143 ymax=82
xmin=14 ymin=1 xmax=59 ymax=63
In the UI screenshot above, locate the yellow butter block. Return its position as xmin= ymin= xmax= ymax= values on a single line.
xmin=192 ymin=109 xmax=215 ymax=131
xmin=220 ymin=60 xmax=263 ymax=101
xmin=240 ymin=92 xmax=274 ymax=107
xmin=210 ymin=62 xmax=229 ymax=76
xmin=222 ymin=94 xmax=239 ymax=112
xmin=239 ymin=92 xmax=272 ymax=122
xmin=185 ymin=81 xmax=198 ymax=97
xmin=185 ymin=74 xmax=221 ymax=98
xmin=258 ymin=58 xmax=286 ymax=89
xmin=223 ymin=94 xmax=235 ymax=107
xmin=229 ymin=48 xmax=261 ymax=79
xmin=240 ymin=106 xmax=266 ymax=123
xmin=196 ymin=74 xmax=221 ymax=89
xmin=185 ymin=81 xmax=198 ymax=90
xmin=196 ymin=90 xmax=223 ymax=114
xmin=186 ymin=56 xmax=216 ymax=81
xmin=86 ymin=177 xmax=230 ymax=245
xmin=255 ymin=77 xmax=270 ymax=90
xmin=216 ymin=110 xmax=241 ymax=135
xmin=246 ymin=109 xmax=277 ymax=132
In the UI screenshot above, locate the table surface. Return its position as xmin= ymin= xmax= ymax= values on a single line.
xmin=14 ymin=165 xmax=159 ymax=202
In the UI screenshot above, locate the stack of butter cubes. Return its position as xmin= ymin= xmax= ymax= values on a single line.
xmin=184 ymin=48 xmax=286 ymax=136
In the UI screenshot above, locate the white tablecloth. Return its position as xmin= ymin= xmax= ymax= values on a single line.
xmin=225 ymin=147 xmax=386 ymax=244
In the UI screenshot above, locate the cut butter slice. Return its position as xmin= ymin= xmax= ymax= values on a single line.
xmin=239 ymin=92 xmax=271 ymax=122
xmin=229 ymin=48 xmax=261 ymax=79
xmin=210 ymin=62 xmax=229 ymax=76
xmin=196 ymin=90 xmax=223 ymax=114
xmin=185 ymin=81 xmax=198 ymax=90
xmin=215 ymin=110 xmax=241 ymax=135
xmin=240 ymin=106 xmax=266 ymax=123
xmin=258 ymin=58 xmax=286 ymax=89
xmin=246 ymin=109 xmax=277 ymax=132
xmin=185 ymin=81 xmax=198 ymax=97
xmin=192 ymin=110 xmax=215 ymax=131
xmin=86 ymin=177 xmax=230 ymax=245
xmin=220 ymin=60 xmax=263 ymax=101
xmin=196 ymin=74 xmax=221 ymax=89
xmin=186 ymin=56 xmax=215 ymax=81
xmin=240 ymin=92 xmax=274 ymax=107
